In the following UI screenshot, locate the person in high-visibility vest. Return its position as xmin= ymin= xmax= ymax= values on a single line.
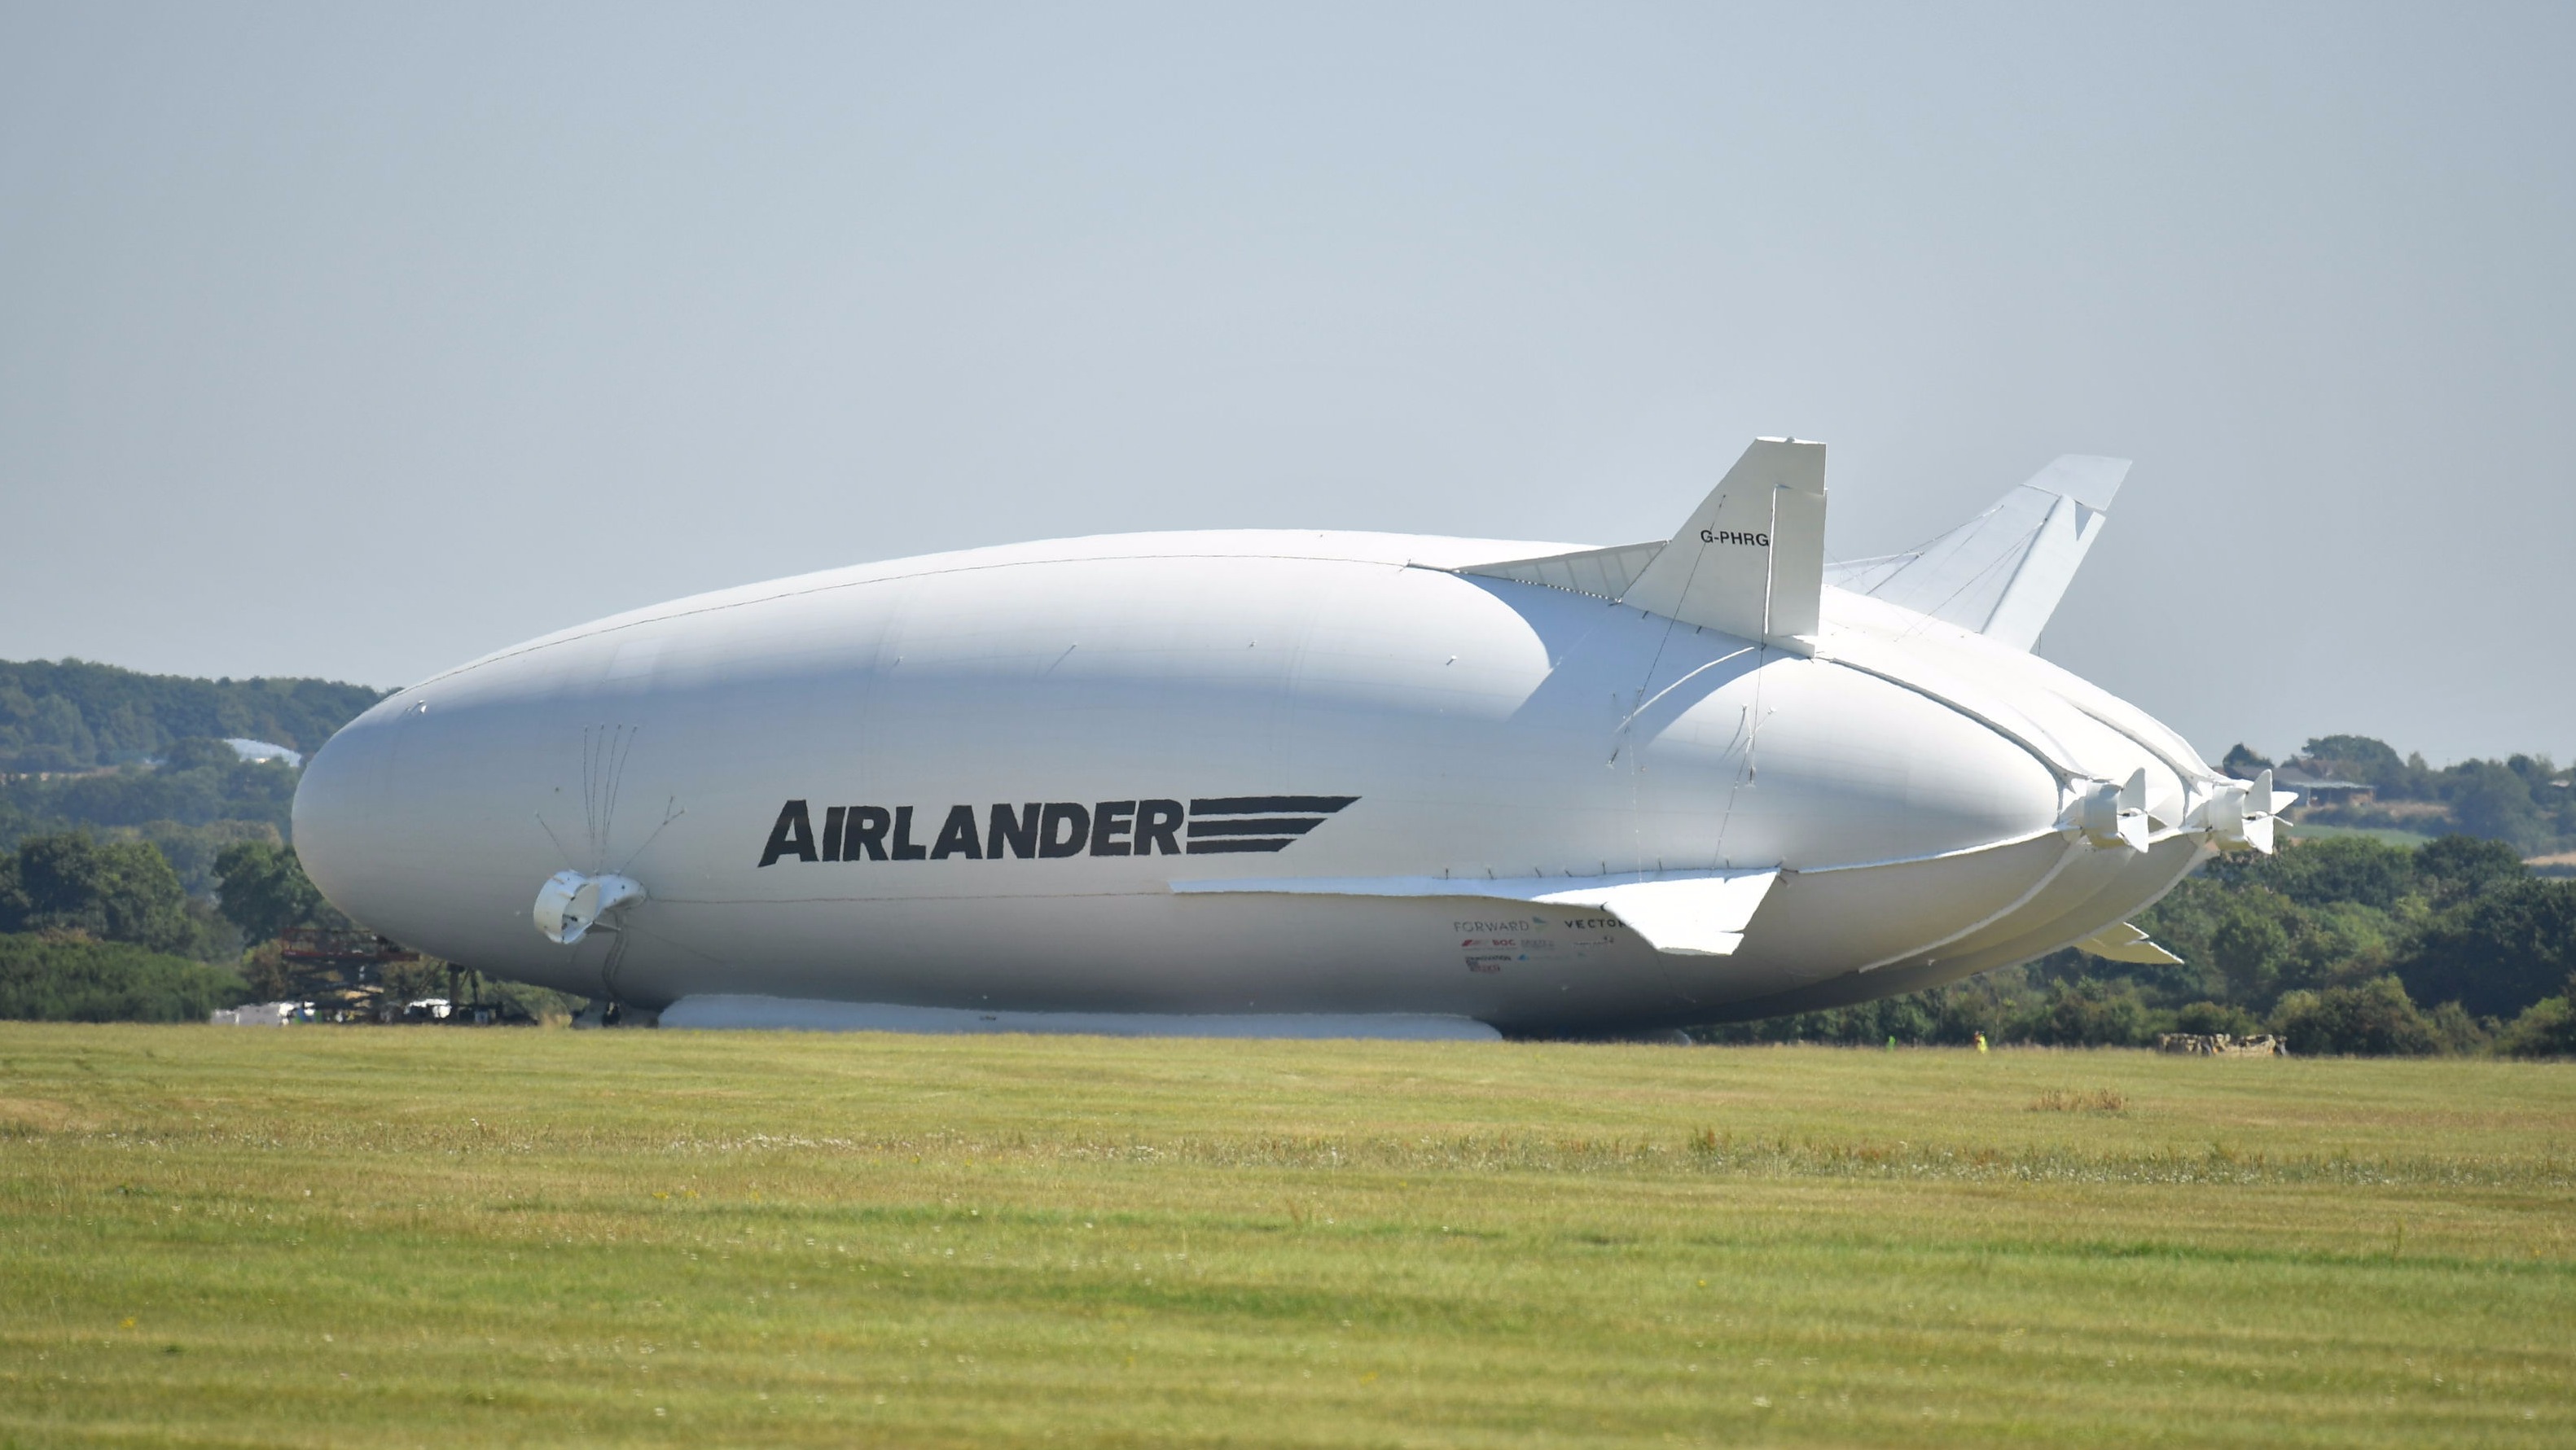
xmin=1974 ymin=1032 xmax=1989 ymax=1054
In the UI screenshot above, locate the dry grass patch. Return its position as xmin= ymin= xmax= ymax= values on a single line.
xmin=2028 ymin=1087 xmax=2130 ymax=1114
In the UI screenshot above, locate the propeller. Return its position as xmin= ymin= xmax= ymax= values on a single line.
xmin=533 ymin=869 xmax=645 ymax=945
xmin=2193 ymin=769 xmax=2296 ymax=854
xmin=2069 ymin=769 xmax=2151 ymax=852
xmin=529 ymin=725 xmax=678 ymax=975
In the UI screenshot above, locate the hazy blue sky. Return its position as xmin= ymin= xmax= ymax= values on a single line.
xmin=3 ymin=3 xmax=2569 ymax=764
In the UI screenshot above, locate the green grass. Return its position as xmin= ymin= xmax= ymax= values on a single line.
xmin=2 ymin=1027 xmax=2570 ymax=1447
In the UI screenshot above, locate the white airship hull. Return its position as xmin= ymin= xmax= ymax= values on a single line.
xmin=296 ymin=510 xmax=2237 ymax=1036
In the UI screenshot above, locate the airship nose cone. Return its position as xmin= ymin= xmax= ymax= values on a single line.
xmin=294 ymin=676 xmax=621 ymax=1001
xmin=291 ymin=694 xmax=410 ymax=932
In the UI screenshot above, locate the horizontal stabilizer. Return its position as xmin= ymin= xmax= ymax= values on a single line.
xmin=1174 ymin=869 xmax=1779 ymax=957
xmin=1455 ymin=438 xmax=1828 ymax=653
xmin=1827 ymin=454 xmax=2128 ymax=651
xmin=1456 ymin=541 xmax=1661 ymax=602
xmin=2074 ymin=921 xmax=2184 ymax=966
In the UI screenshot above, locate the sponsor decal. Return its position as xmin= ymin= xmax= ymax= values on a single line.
xmin=1460 ymin=909 xmax=1627 ymax=972
xmin=757 ymin=795 xmax=1359 ymax=867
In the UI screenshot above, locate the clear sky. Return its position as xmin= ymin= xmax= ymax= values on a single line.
xmin=3 ymin=3 xmax=2569 ymax=766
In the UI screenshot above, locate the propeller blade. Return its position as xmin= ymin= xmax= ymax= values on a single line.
xmin=2116 ymin=769 xmax=2151 ymax=851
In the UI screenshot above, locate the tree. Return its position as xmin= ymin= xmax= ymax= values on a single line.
xmin=0 ymin=832 xmax=202 ymax=955
xmin=2496 ymin=994 xmax=2576 ymax=1059
xmin=0 ymin=658 xmax=380 ymax=772
xmin=4 ymin=743 xmax=301 ymax=838
xmin=2281 ymin=900 xmax=2395 ymax=992
xmin=2171 ymin=1001 xmax=2258 ymax=1036
xmin=2254 ymin=835 xmax=2415 ymax=912
xmin=2270 ymin=977 xmax=2439 ymax=1056
xmin=2221 ymin=743 xmax=2273 ymax=778
xmin=2443 ymin=761 xmax=2546 ymax=849
xmin=2411 ymin=835 xmax=2526 ymax=907
xmin=2395 ymin=878 xmax=2576 ymax=1019
xmin=2021 ymin=978 xmax=2152 ymax=1046
xmin=0 ymin=933 xmax=249 ymax=1022
xmin=2210 ymin=895 xmax=2294 ymax=1006
xmin=212 ymin=841 xmax=346 ymax=944
xmin=2301 ymin=734 xmax=2405 ymax=790
xmin=162 ymin=736 xmax=242 ymax=772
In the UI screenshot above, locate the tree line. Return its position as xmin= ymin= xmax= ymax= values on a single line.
xmin=0 ymin=829 xmax=553 ymax=1021
xmin=1698 ymin=831 xmax=2576 ymax=1056
xmin=0 ymin=833 xmax=291 ymax=1020
xmin=2228 ymin=734 xmax=2576 ymax=854
xmin=0 ymin=657 xmax=381 ymax=773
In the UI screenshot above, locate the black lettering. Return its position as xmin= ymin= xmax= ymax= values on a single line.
xmin=757 ymin=800 xmax=817 ymax=867
xmin=845 ymin=806 xmax=890 ymax=861
xmin=1135 ymin=799 xmax=1184 ymax=856
xmin=987 ymin=803 xmax=1039 ymax=859
xmin=930 ymin=804 xmax=983 ymax=860
xmin=1038 ymin=802 xmax=1091 ymax=857
xmin=1090 ymin=800 xmax=1137 ymax=856
xmin=890 ymin=804 xmax=929 ymax=861
xmin=821 ymin=805 xmax=846 ymax=862
xmin=1699 ymin=528 xmax=1714 ymax=543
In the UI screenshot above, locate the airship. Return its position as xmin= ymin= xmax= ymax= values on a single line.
xmin=293 ymin=439 xmax=2287 ymax=1038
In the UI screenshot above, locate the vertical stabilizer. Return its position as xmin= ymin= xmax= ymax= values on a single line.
xmin=1824 ymin=454 xmax=2128 ymax=651
xmin=1617 ymin=437 xmax=1828 ymax=652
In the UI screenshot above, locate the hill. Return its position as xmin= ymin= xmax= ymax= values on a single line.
xmin=2228 ymin=735 xmax=2576 ymax=855
xmin=0 ymin=658 xmax=383 ymax=773
xmin=0 ymin=660 xmax=385 ymax=896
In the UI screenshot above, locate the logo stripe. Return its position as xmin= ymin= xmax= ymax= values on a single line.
xmin=1187 ymin=817 xmax=1325 ymax=839
xmin=1189 ymin=795 xmax=1358 ymax=816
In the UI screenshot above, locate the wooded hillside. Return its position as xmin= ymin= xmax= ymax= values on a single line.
xmin=0 ymin=658 xmax=383 ymax=772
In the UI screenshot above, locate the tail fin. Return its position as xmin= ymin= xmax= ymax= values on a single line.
xmin=1827 ymin=454 xmax=2127 ymax=650
xmin=1459 ymin=437 xmax=1829 ymax=653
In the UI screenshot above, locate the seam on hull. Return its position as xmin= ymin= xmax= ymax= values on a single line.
xmin=1786 ymin=825 xmax=2065 ymax=876
xmin=1849 ymin=836 xmax=2087 ymax=975
xmin=1810 ymin=648 xmax=2082 ymax=786
xmin=1941 ymin=839 xmax=2216 ymax=976
xmin=2056 ymin=694 xmax=2218 ymax=789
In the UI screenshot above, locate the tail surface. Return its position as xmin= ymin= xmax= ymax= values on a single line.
xmin=1828 ymin=454 xmax=2129 ymax=650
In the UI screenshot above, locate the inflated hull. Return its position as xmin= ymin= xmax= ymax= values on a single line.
xmin=296 ymin=532 xmax=2136 ymax=1032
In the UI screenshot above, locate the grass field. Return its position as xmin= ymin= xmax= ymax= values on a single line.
xmin=2 ymin=1027 xmax=2570 ymax=1447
